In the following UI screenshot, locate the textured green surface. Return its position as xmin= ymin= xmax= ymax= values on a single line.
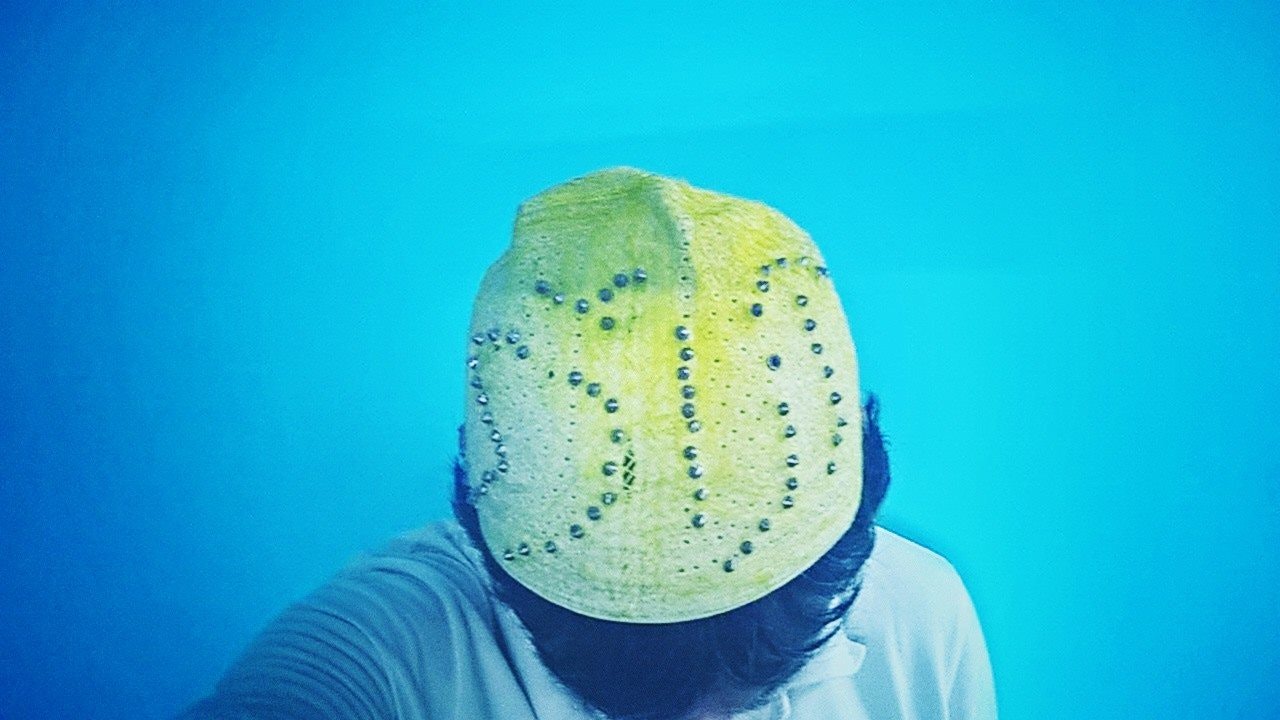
xmin=463 ymin=168 xmax=861 ymax=622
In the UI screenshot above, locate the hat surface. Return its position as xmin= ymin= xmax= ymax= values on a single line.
xmin=462 ymin=168 xmax=861 ymax=623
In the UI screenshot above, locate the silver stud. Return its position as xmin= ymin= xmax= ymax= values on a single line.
xmin=487 ymin=327 xmax=501 ymax=342
xmin=587 ymin=506 xmax=602 ymax=521
xmin=750 ymin=303 xmax=763 ymax=317
xmin=477 ymin=483 xmax=489 ymax=495
xmin=785 ymin=454 xmax=800 ymax=467
xmin=633 ymin=268 xmax=648 ymax=283
xmin=778 ymin=402 xmax=790 ymax=416
xmin=766 ymin=354 xmax=782 ymax=370
xmin=784 ymin=425 xmax=796 ymax=438
xmin=786 ymin=477 xmax=799 ymax=490
xmin=811 ymin=343 xmax=823 ymax=354
xmin=832 ymin=433 xmax=843 ymax=446
xmin=472 ymin=333 xmax=486 ymax=345
xmin=740 ymin=540 xmax=754 ymax=554
xmin=782 ymin=495 xmax=795 ymax=509
xmin=586 ymin=383 xmax=601 ymax=397
xmin=476 ymin=393 xmax=489 ymax=405
xmin=611 ymin=429 xmax=625 ymax=443
xmin=495 ymin=444 xmax=507 ymax=457
xmin=535 ymin=280 xmax=552 ymax=295
xmin=804 ymin=319 xmax=817 ymax=331
xmin=544 ymin=540 xmax=558 ymax=553
xmin=723 ymin=559 xmax=736 ymax=572
xmin=691 ymin=513 xmax=707 ymax=528
xmin=759 ymin=518 xmax=772 ymax=532
xmin=503 ymin=549 xmax=515 ymax=561
xmin=518 ymin=543 xmax=531 ymax=555
xmin=604 ymin=398 xmax=619 ymax=413
xmin=613 ymin=273 xmax=630 ymax=288
xmin=603 ymin=461 xmax=618 ymax=476
xmin=760 ymin=264 xmax=771 ymax=275
xmin=467 ymin=356 xmax=479 ymax=369
xmin=824 ymin=366 xmax=834 ymax=378
xmin=776 ymin=257 xmax=788 ymax=267
xmin=796 ymin=295 xmax=808 ymax=307
xmin=757 ymin=280 xmax=770 ymax=292
xmin=836 ymin=416 xmax=848 ymax=427
xmin=482 ymin=470 xmax=496 ymax=483
xmin=681 ymin=385 xmax=696 ymax=400
xmin=677 ymin=366 xmax=691 ymax=380
xmin=553 ymin=293 xmax=566 ymax=304
xmin=827 ymin=461 xmax=837 ymax=474
xmin=674 ymin=325 xmax=691 ymax=341
xmin=506 ymin=330 xmax=521 ymax=344
xmin=568 ymin=370 xmax=584 ymax=386
xmin=799 ymin=256 xmax=811 ymax=266
xmin=830 ymin=391 xmax=842 ymax=405
xmin=480 ymin=411 xmax=493 ymax=424
xmin=496 ymin=460 xmax=509 ymax=473
xmin=600 ymin=316 xmax=615 ymax=330
xmin=575 ymin=299 xmax=589 ymax=313
xmin=688 ymin=465 xmax=704 ymax=479
xmin=601 ymin=491 xmax=617 ymax=505
xmin=516 ymin=345 xmax=530 ymax=359
xmin=598 ymin=288 xmax=614 ymax=302
xmin=470 ymin=376 xmax=483 ymax=389
xmin=817 ymin=266 xmax=829 ymax=277
xmin=694 ymin=487 xmax=708 ymax=501
xmin=679 ymin=347 xmax=694 ymax=361
xmin=570 ymin=524 xmax=585 ymax=538
xmin=688 ymin=419 xmax=702 ymax=432
xmin=681 ymin=403 xmax=696 ymax=419
xmin=683 ymin=445 xmax=698 ymax=460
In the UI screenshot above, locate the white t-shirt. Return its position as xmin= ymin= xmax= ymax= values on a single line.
xmin=180 ymin=520 xmax=996 ymax=719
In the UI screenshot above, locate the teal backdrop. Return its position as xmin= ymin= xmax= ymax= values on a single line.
xmin=2 ymin=3 xmax=1277 ymax=718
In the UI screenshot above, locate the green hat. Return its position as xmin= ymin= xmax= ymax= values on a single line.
xmin=461 ymin=168 xmax=861 ymax=623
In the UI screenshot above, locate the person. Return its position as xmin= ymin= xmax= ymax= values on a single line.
xmin=179 ymin=168 xmax=996 ymax=720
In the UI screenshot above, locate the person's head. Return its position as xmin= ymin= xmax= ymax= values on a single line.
xmin=452 ymin=395 xmax=890 ymax=720
xmin=453 ymin=168 xmax=886 ymax=718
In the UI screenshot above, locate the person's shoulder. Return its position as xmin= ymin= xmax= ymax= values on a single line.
xmin=377 ymin=517 xmax=488 ymax=578
xmin=868 ymin=526 xmax=969 ymax=597
xmin=177 ymin=520 xmax=507 ymax=720
xmin=846 ymin=526 xmax=979 ymax=645
xmin=844 ymin=527 xmax=997 ymax=718
xmin=312 ymin=518 xmax=497 ymax=630
xmin=368 ymin=517 xmax=491 ymax=591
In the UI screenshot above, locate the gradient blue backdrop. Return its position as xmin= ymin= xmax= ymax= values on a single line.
xmin=2 ymin=3 xmax=1277 ymax=718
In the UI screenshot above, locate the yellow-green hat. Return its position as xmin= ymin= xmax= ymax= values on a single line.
xmin=461 ymin=168 xmax=861 ymax=623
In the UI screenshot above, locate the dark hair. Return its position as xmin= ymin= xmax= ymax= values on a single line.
xmin=452 ymin=395 xmax=891 ymax=720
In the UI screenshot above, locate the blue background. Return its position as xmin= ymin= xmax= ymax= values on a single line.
xmin=2 ymin=3 xmax=1277 ymax=718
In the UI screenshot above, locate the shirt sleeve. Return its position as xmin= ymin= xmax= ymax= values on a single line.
xmin=176 ymin=546 xmax=531 ymax=720
xmin=177 ymin=573 xmax=400 ymax=719
xmin=849 ymin=530 xmax=999 ymax=720
xmin=944 ymin=577 xmax=997 ymax=720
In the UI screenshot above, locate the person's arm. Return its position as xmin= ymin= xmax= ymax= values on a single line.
xmin=178 ymin=564 xmax=413 ymax=720
xmin=944 ymin=577 xmax=997 ymax=720
xmin=177 ymin=537 xmax=529 ymax=720
xmin=850 ymin=529 xmax=998 ymax=719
